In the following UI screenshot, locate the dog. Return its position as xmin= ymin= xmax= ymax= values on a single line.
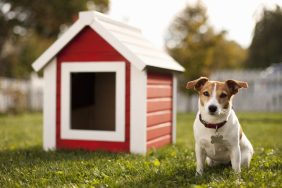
xmin=186 ymin=77 xmax=254 ymax=175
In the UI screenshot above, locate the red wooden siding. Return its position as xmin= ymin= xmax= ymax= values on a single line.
xmin=147 ymin=135 xmax=172 ymax=150
xmin=146 ymin=72 xmax=173 ymax=150
xmin=147 ymin=111 xmax=172 ymax=127
xmin=147 ymin=98 xmax=172 ymax=112
xmin=56 ymin=26 xmax=130 ymax=152
xmin=147 ymin=86 xmax=172 ymax=98
xmin=147 ymin=122 xmax=172 ymax=140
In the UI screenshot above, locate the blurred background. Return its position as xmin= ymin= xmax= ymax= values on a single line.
xmin=0 ymin=0 xmax=281 ymax=114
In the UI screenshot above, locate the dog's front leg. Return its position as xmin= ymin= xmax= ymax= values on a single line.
xmin=230 ymin=145 xmax=241 ymax=173
xmin=195 ymin=143 xmax=206 ymax=175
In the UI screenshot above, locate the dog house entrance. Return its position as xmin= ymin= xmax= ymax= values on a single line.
xmin=61 ymin=62 xmax=125 ymax=141
xmin=70 ymin=72 xmax=116 ymax=131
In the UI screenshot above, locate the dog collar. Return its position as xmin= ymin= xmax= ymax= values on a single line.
xmin=199 ymin=114 xmax=227 ymax=130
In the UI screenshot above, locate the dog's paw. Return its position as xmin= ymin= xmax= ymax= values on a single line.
xmin=195 ymin=170 xmax=204 ymax=182
xmin=206 ymin=157 xmax=214 ymax=167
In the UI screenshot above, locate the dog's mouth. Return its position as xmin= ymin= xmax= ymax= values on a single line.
xmin=209 ymin=112 xmax=216 ymax=115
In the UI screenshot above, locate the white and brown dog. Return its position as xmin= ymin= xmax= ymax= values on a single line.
xmin=186 ymin=77 xmax=254 ymax=175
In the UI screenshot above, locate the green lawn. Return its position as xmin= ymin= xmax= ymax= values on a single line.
xmin=0 ymin=113 xmax=281 ymax=187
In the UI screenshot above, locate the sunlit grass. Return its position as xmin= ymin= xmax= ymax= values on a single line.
xmin=0 ymin=112 xmax=281 ymax=187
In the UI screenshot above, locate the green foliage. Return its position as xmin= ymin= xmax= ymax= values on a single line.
xmin=0 ymin=112 xmax=281 ymax=187
xmin=246 ymin=6 xmax=282 ymax=68
xmin=165 ymin=2 xmax=246 ymax=91
xmin=4 ymin=0 xmax=109 ymax=38
xmin=0 ymin=0 xmax=109 ymax=78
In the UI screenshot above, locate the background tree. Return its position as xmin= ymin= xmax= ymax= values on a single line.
xmin=246 ymin=5 xmax=282 ymax=68
xmin=0 ymin=0 xmax=109 ymax=78
xmin=165 ymin=2 xmax=246 ymax=91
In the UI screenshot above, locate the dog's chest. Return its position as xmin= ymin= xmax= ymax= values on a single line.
xmin=200 ymin=137 xmax=230 ymax=161
xmin=197 ymin=126 xmax=232 ymax=161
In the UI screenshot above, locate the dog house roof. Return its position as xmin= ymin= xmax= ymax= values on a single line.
xmin=32 ymin=11 xmax=185 ymax=72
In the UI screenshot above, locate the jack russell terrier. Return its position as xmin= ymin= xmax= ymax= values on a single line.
xmin=186 ymin=77 xmax=254 ymax=175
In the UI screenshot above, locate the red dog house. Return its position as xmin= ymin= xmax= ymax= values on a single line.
xmin=32 ymin=11 xmax=184 ymax=154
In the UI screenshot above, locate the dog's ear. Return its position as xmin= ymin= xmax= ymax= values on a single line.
xmin=186 ymin=77 xmax=209 ymax=91
xmin=225 ymin=80 xmax=248 ymax=95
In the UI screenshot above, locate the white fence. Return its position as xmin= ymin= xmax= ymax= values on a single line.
xmin=0 ymin=74 xmax=43 ymax=113
xmin=178 ymin=69 xmax=282 ymax=112
xmin=1 ymin=69 xmax=281 ymax=113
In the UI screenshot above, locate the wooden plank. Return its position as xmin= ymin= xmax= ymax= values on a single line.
xmin=147 ymin=135 xmax=171 ymax=150
xmin=147 ymin=123 xmax=172 ymax=141
xmin=147 ymin=73 xmax=172 ymax=85
xmin=43 ymin=59 xmax=56 ymax=150
xmin=57 ymin=139 xmax=129 ymax=152
xmin=147 ymin=98 xmax=172 ymax=112
xmin=172 ymin=74 xmax=177 ymax=144
xmin=124 ymin=43 xmax=169 ymax=60
xmin=94 ymin=12 xmax=141 ymax=33
xmin=147 ymin=111 xmax=172 ymax=127
xmin=130 ymin=64 xmax=147 ymax=154
xmin=99 ymin=20 xmax=143 ymax=38
xmin=147 ymin=85 xmax=172 ymax=98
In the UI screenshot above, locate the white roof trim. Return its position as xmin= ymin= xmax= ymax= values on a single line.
xmin=32 ymin=20 xmax=86 ymax=72
xmin=89 ymin=21 xmax=145 ymax=70
xmin=93 ymin=11 xmax=141 ymax=33
xmin=32 ymin=11 xmax=185 ymax=72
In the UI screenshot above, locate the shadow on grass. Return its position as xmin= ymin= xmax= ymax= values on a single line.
xmin=0 ymin=146 xmax=132 ymax=159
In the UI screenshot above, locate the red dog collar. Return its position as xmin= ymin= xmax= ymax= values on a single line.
xmin=199 ymin=114 xmax=227 ymax=130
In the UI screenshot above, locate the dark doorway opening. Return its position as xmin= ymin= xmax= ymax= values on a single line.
xmin=70 ymin=72 xmax=116 ymax=131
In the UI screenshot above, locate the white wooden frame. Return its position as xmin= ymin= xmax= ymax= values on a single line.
xmin=130 ymin=66 xmax=147 ymax=154
xmin=61 ymin=62 xmax=125 ymax=142
xmin=43 ymin=58 xmax=57 ymax=150
xmin=172 ymin=74 xmax=177 ymax=144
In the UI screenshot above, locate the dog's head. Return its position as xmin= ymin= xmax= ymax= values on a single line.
xmin=186 ymin=77 xmax=248 ymax=117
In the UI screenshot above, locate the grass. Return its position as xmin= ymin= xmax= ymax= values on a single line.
xmin=0 ymin=112 xmax=281 ymax=187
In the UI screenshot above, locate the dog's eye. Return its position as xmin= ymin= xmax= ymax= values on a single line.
xmin=220 ymin=93 xmax=227 ymax=98
xmin=203 ymin=91 xmax=209 ymax=97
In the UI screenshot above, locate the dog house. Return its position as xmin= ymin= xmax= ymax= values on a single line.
xmin=32 ymin=11 xmax=184 ymax=154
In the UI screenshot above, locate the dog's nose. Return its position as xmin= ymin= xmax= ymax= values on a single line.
xmin=208 ymin=105 xmax=217 ymax=113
